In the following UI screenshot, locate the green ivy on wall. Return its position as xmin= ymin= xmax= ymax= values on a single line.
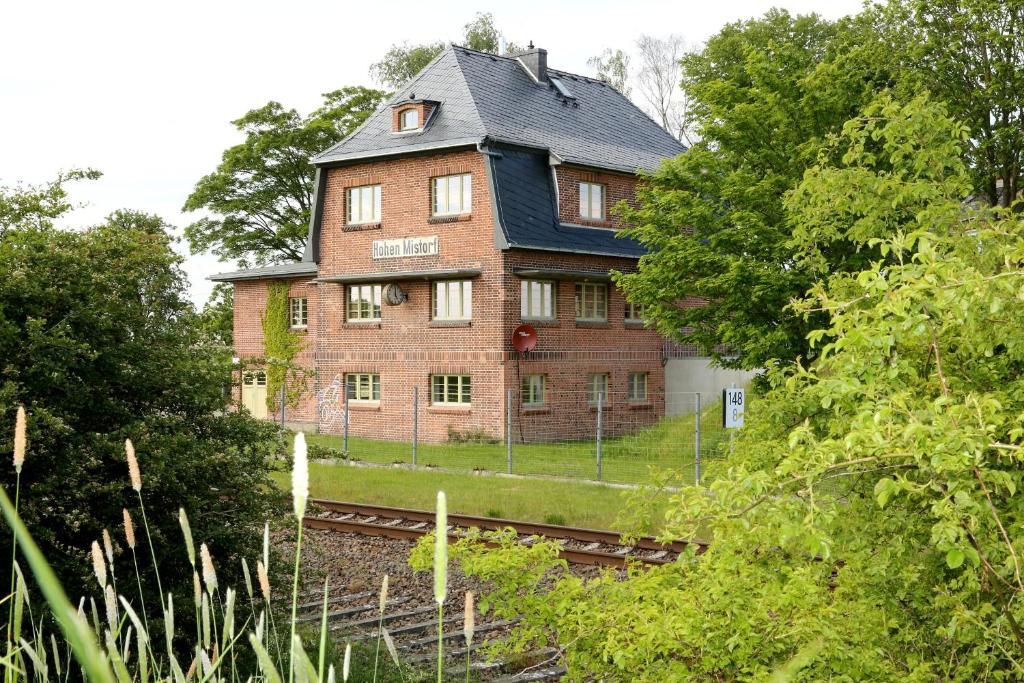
xmin=261 ymin=281 xmax=306 ymax=412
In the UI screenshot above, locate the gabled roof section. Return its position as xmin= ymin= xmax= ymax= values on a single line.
xmin=488 ymin=145 xmax=645 ymax=258
xmin=313 ymin=47 xmax=487 ymax=165
xmin=313 ymin=45 xmax=685 ymax=173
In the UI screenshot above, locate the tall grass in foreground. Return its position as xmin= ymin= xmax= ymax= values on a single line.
xmin=0 ymin=409 xmax=455 ymax=683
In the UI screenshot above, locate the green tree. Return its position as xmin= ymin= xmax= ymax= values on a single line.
xmin=0 ymin=169 xmax=101 ymax=235
xmin=197 ymin=283 xmax=234 ymax=347
xmin=894 ymin=0 xmax=1024 ymax=206
xmin=0 ymin=187 xmax=279 ymax=610
xmin=616 ymin=9 xmax=894 ymax=370
xmin=423 ymin=96 xmax=1024 ymax=680
xmin=368 ymin=42 xmax=447 ymax=90
xmin=183 ymin=86 xmax=386 ymax=265
xmin=369 ymin=13 xmax=520 ymax=89
xmin=587 ymin=48 xmax=631 ymax=96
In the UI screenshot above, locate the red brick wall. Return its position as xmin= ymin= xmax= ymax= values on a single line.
xmin=229 ymin=150 xmax=668 ymax=444
xmin=555 ymin=165 xmax=639 ymax=230
xmin=500 ymin=250 xmax=665 ymax=441
xmin=232 ymin=277 xmax=318 ymax=426
xmin=315 ymin=149 xmax=508 ymax=442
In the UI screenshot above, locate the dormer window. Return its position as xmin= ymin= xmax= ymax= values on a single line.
xmin=399 ymin=108 xmax=419 ymax=131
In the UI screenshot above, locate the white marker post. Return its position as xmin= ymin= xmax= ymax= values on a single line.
xmin=722 ymin=386 xmax=745 ymax=429
xmin=723 ymin=386 xmax=745 ymax=461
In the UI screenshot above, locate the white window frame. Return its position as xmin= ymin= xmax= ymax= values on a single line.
xmin=628 ymin=372 xmax=648 ymax=402
xmin=399 ymin=108 xmax=419 ymax=131
xmin=346 ymin=373 xmax=380 ymax=402
xmin=520 ymin=280 xmax=556 ymax=321
xmin=347 ymin=284 xmax=382 ymax=321
xmin=243 ymin=370 xmax=267 ymax=386
xmin=579 ymin=182 xmax=605 ymax=221
xmin=521 ymin=374 xmax=546 ymax=407
xmin=586 ymin=373 xmax=609 ymax=405
xmin=346 ymin=184 xmax=382 ymax=225
xmin=431 ymin=375 xmax=471 ymax=406
xmin=431 ymin=174 xmax=472 ymax=216
xmin=575 ymin=283 xmax=608 ymax=322
xmin=432 ymin=280 xmax=472 ymax=321
xmin=625 ymin=301 xmax=645 ymax=323
xmin=289 ymin=297 xmax=308 ymax=329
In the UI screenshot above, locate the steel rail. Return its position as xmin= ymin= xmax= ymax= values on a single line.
xmin=304 ymin=498 xmax=706 ymax=568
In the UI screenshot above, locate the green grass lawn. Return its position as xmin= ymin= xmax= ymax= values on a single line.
xmin=306 ymin=405 xmax=731 ymax=486
xmin=272 ymin=463 xmax=669 ymax=530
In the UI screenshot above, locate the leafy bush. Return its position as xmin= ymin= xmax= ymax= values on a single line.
xmin=413 ymin=96 xmax=1024 ymax=679
xmin=0 ymin=206 xmax=280 ymax=613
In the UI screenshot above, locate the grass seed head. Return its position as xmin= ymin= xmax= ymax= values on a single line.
xmin=379 ymin=574 xmax=389 ymax=614
xmin=292 ymin=432 xmax=309 ymax=518
xmin=200 ymin=543 xmax=217 ymax=592
xmin=102 ymin=528 xmax=114 ymax=565
xmin=433 ymin=491 xmax=448 ymax=605
xmin=257 ymin=560 xmax=270 ymax=601
xmin=125 ymin=439 xmax=141 ymax=492
xmin=91 ymin=540 xmax=106 ymax=588
xmin=193 ymin=571 xmax=202 ymax=609
xmin=242 ymin=558 xmax=253 ymax=600
xmin=464 ymin=591 xmax=475 ymax=646
xmin=122 ymin=508 xmax=135 ymax=549
xmin=13 ymin=405 xmax=26 ymax=473
xmin=179 ymin=507 xmax=195 ymax=567
xmin=263 ymin=521 xmax=269 ymax=570
xmin=104 ymin=584 xmax=118 ymax=631
xmin=327 ymin=664 xmax=335 ymax=683
xmin=342 ymin=642 xmax=351 ymax=682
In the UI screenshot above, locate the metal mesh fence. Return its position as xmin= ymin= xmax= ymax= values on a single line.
xmin=303 ymin=385 xmax=743 ymax=486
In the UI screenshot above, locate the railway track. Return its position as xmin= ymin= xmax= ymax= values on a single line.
xmin=304 ymin=498 xmax=706 ymax=568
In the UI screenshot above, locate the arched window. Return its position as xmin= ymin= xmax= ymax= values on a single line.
xmin=399 ymin=108 xmax=419 ymax=130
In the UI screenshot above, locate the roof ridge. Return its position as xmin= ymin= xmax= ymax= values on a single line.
xmin=312 ymin=45 xmax=467 ymax=163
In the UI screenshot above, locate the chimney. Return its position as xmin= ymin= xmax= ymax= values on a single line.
xmin=519 ymin=41 xmax=547 ymax=83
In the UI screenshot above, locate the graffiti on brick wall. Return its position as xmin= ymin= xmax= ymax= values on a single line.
xmin=317 ymin=374 xmax=345 ymax=430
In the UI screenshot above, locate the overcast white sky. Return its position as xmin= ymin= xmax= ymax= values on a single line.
xmin=0 ymin=0 xmax=863 ymax=306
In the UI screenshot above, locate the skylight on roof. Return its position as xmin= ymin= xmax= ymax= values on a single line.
xmin=549 ymin=76 xmax=575 ymax=99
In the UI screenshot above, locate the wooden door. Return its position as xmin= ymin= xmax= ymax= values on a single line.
xmin=242 ymin=371 xmax=268 ymax=419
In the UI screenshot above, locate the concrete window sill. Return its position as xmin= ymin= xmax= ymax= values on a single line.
xmin=575 ymin=321 xmax=611 ymax=328
xmin=627 ymin=401 xmax=654 ymax=410
xmin=429 ymin=320 xmax=472 ymax=328
xmin=587 ymin=405 xmax=612 ymax=413
xmin=289 ymin=326 xmax=309 ymax=333
xmin=343 ymin=321 xmax=382 ymax=329
xmin=428 ymin=405 xmax=472 ymax=414
xmin=348 ymin=401 xmax=381 ymax=412
xmin=521 ymin=319 xmax=559 ymax=328
xmin=624 ymin=321 xmax=647 ymax=328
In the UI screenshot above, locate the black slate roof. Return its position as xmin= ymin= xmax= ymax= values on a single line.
xmin=313 ymin=45 xmax=685 ymax=173
xmin=208 ymin=262 xmax=317 ymax=282
xmin=489 ymin=145 xmax=645 ymax=258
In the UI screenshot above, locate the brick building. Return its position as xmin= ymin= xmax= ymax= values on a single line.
xmin=212 ymin=44 xmax=690 ymax=442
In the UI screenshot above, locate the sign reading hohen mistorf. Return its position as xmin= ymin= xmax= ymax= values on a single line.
xmin=372 ymin=236 xmax=439 ymax=260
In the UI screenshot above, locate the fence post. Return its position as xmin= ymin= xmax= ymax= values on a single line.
xmin=694 ymin=392 xmax=702 ymax=485
xmin=412 ymin=386 xmax=419 ymax=467
xmin=596 ymin=391 xmax=604 ymax=481
xmin=506 ymin=389 xmax=513 ymax=475
xmin=343 ymin=392 xmax=349 ymax=456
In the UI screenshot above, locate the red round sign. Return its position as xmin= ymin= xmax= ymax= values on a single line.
xmin=512 ymin=324 xmax=537 ymax=352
